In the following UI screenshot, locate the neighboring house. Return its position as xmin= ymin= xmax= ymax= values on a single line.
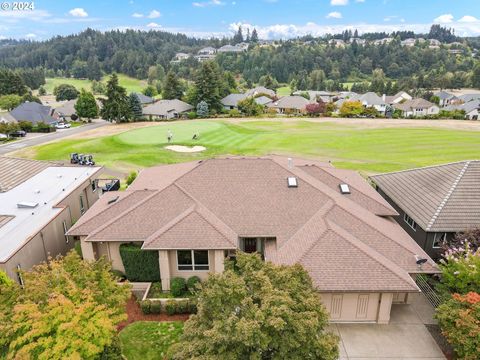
xmin=54 ymin=99 xmax=77 ymax=119
xmin=142 ymin=99 xmax=193 ymax=120
xmin=394 ymin=98 xmax=440 ymax=117
xmin=172 ymin=52 xmax=191 ymax=62
xmin=0 ymin=112 xmax=16 ymax=124
xmin=133 ymin=93 xmax=155 ymax=105
xmin=254 ymin=96 xmax=273 ymax=106
xmin=328 ymin=39 xmax=345 ymax=48
xmin=0 ymin=157 xmax=102 ymax=281
xmin=69 ymin=156 xmax=438 ymax=324
xmin=373 ymin=37 xmax=393 ymax=45
xmin=267 ymin=96 xmax=310 ymax=114
xmin=384 ymin=91 xmax=412 ymax=105
xmin=246 ymin=86 xmax=276 ymax=98
xmin=434 ymin=91 xmax=458 ymax=107
xmin=221 ymin=93 xmax=247 ymax=110
xmin=401 ymin=38 xmax=416 ymax=47
xmin=198 ymin=47 xmax=216 ymax=55
xmin=349 ymin=38 xmax=366 ymax=45
xmin=348 ymin=92 xmax=386 ymax=113
xmin=9 ymin=102 xmax=57 ymax=125
xmin=293 ymin=90 xmax=334 ymax=103
xmin=371 ymin=161 xmax=480 ymax=259
xmin=217 ymin=44 xmax=245 ymax=53
xmin=458 ymin=93 xmax=480 ymax=103
xmin=449 ymin=100 xmax=480 ymax=120
xmin=429 ymin=39 xmax=441 ymax=46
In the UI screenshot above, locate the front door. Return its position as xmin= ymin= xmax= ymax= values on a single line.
xmin=244 ymin=238 xmax=257 ymax=253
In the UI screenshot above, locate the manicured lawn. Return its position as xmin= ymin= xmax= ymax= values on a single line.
xmin=276 ymin=86 xmax=291 ymax=96
xmin=20 ymin=119 xmax=480 ymax=175
xmin=43 ymin=74 xmax=147 ymax=94
xmin=119 ymin=321 xmax=183 ymax=360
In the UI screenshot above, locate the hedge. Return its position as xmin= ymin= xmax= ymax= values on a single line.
xmin=119 ymin=243 xmax=160 ymax=282
xmin=140 ymin=299 xmax=197 ymax=315
xmin=170 ymin=277 xmax=187 ymax=297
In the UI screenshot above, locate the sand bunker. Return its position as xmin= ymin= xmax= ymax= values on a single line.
xmin=165 ymin=145 xmax=206 ymax=153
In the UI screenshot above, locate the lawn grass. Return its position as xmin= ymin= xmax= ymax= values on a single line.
xmin=119 ymin=321 xmax=184 ymax=360
xmin=21 ymin=119 xmax=480 ymax=175
xmin=43 ymin=74 xmax=147 ymax=94
xmin=276 ymin=86 xmax=291 ymax=96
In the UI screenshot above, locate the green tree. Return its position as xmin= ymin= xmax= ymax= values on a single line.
xmin=0 ymin=270 xmax=13 ymax=286
xmin=0 ymin=251 xmax=130 ymax=359
xmin=87 ymin=56 xmax=102 ymax=81
xmin=251 ymin=28 xmax=259 ymax=43
xmin=192 ymin=61 xmax=223 ymax=111
xmin=71 ymin=60 xmax=88 ymax=79
xmin=472 ymin=62 xmax=480 ymax=89
xmin=100 ymin=74 xmax=131 ymax=122
xmin=169 ymin=253 xmax=339 ymax=359
xmin=435 ymin=292 xmax=480 ymax=360
xmin=233 ymin=25 xmax=244 ymax=44
xmin=21 ymin=93 xmax=42 ymax=104
xmin=53 ymin=84 xmax=79 ymax=101
xmin=0 ymin=94 xmax=22 ymax=111
xmin=38 ymin=86 xmax=46 ymax=96
xmin=0 ymin=69 xmax=27 ymax=96
xmin=308 ymin=69 xmax=326 ymax=90
xmin=339 ymin=100 xmax=364 ymax=117
xmin=238 ymin=97 xmax=263 ymax=116
xmin=129 ymin=93 xmax=143 ymax=120
xmin=142 ymin=85 xmax=157 ymax=97
xmin=91 ymin=80 xmax=107 ymax=95
xmin=75 ymin=89 xmax=99 ymax=120
xmin=258 ymin=74 xmax=279 ymax=90
xmin=162 ymin=70 xmax=183 ymax=100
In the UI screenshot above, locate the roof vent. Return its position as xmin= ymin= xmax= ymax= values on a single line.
xmin=108 ymin=196 xmax=120 ymax=205
xmin=57 ymin=174 xmax=63 ymax=178
xmin=17 ymin=201 xmax=39 ymax=209
xmin=339 ymin=183 xmax=351 ymax=194
xmin=34 ymin=189 xmax=40 ymax=194
xmin=287 ymin=177 xmax=298 ymax=188
xmin=287 ymin=157 xmax=293 ymax=169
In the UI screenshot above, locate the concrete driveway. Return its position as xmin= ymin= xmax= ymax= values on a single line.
xmin=331 ymin=294 xmax=445 ymax=359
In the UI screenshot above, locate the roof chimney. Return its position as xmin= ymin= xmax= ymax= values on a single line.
xmin=287 ymin=157 xmax=293 ymax=169
xmin=382 ymin=94 xmax=386 ymax=102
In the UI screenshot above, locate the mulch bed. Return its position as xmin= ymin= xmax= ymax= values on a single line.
xmin=425 ymin=324 xmax=455 ymax=360
xmin=117 ymin=296 xmax=190 ymax=331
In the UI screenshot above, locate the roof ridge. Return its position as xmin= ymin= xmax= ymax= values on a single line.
xmin=142 ymin=205 xmax=196 ymax=248
xmin=194 ymin=204 xmax=238 ymax=247
xmin=426 ymin=161 xmax=471 ymax=231
xmin=328 ymin=220 xmax=419 ymax=291
xmin=85 ymin=189 xmax=162 ymax=240
xmin=370 ymin=160 xmax=479 ymax=178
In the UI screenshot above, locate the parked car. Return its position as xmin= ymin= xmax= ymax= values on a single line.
xmin=0 ymin=133 xmax=7 ymax=140
xmin=55 ymin=122 xmax=71 ymax=129
xmin=10 ymin=130 xmax=26 ymax=137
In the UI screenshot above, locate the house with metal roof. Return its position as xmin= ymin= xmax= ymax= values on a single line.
xmin=371 ymin=161 xmax=480 ymax=259
xmin=68 ymin=156 xmax=438 ymax=324
xmin=0 ymin=157 xmax=102 ymax=282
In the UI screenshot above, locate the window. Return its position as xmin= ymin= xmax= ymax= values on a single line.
xmin=91 ymin=180 xmax=97 ymax=192
xmin=177 ymin=250 xmax=209 ymax=271
xmin=404 ymin=213 xmax=417 ymax=231
xmin=433 ymin=233 xmax=447 ymax=248
xmin=63 ymin=220 xmax=69 ymax=243
xmin=79 ymin=195 xmax=85 ymax=214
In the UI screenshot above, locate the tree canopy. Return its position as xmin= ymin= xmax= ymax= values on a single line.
xmin=100 ymin=74 xmax=131 ymax=122
xmin=169 ymin=252 xmax=339 ymax=360
xmin=75 ymin=89 xmax=99 ymax=119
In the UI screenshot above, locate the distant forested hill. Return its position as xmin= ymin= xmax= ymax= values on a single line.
xmin=0 ymin=26 xmax=479 ymax=91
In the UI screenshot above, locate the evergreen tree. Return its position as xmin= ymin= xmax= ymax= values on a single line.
xmin=38 ymin=86 xmax=46 ymax=96
xmin=87 ymin=56 xmax=102 ymax=81
xmin=128 ymin=93 xmax=143 ymax=120
xmin=75 ymin=89 xmax=98 ymax=120
xmin=196 ymin=100 xmax=209 ymax=117
xmin=162 ymin=70 xmax=183 ymax=99
xmin=251 ymin=28 xmax=259 ymax=43
xmin=0 ymin=69 xmax=27 ymax=96
xmin=54 ymin=84 xmax=79 ymax=101
xmin=233 ymin=26 xmax=244 ymax=44
xmin=472 ymin=63 xmax=480 ymax=89
xmin=100 ymin=74 xmax=131 ymax=123
xmin=246 ymin=28 xmax=251 ymax=42
xmin=192 ymin=61 xmax=222 ymax=111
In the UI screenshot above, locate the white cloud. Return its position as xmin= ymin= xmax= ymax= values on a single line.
xmin=25 ymin=33 xmax=37 ymax=38
xmin=434 ymin=14 xmax=454 ymax=24
xmin=69 ymin=8 xmax=88 ymax=18
xmin=355 ymin=0 xmax=365 ymax=2
xmin=193 ymin=0 xmax=225 ymax=7
xmin=0 ymin=9 xmax=51 ymax=21
xmin=146 ymin=22 xmax=161 ymax=28
xmin=147 ymin=10 xmax=161 ymax=18
xmin=330 ymin=0 xmax=348 ymax=5
xmin=459 ymin=15 xmax=479 ymax=23
xmin=326 ymin=12 xmax=342 ymax=19
xmin=132 ymin=13 xmax=143 ymax=18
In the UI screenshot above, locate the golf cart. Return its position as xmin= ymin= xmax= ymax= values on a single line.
xmin=70 ymin=153 xmax=95 ymax=166
xmin=70 ymin=153 xmax=80 ymax=164
xmin=99 ymin=178 xmax=121 ymax=193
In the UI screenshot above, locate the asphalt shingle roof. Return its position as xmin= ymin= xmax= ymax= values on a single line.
xmin=9 ymin=102 xmax=56 ymax=124
xmin=69 ymin=156 xmax=438 ymax=292
xmin=371 ymin=161 xmax=480 ymax=232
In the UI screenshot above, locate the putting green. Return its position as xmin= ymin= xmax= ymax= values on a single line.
xmin=116 ymin=121 xmax=223 ymax=145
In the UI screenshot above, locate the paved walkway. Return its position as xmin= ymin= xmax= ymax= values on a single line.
xmin=331 ymin=294 xmax=445 ymax=359
xmin=0 ymin=120 xmax=108 ymax=155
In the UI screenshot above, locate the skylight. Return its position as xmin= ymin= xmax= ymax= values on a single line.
xmin=339 ymin=183 xmax=351 ymax=194
xmin=17 ymin=201 xmax=38 ymax=209
xmin=287 ymin=177 xmax=298 ymax=188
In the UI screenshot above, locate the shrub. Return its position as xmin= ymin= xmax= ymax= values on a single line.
xmin=126 ymin=171 xmax=137 ymax=186
xmin=187 ymin=276 xmax=201 ymax=292
xmin=187 ymin=111 xmax=197 ymax=119
xmin=170 ymin=277 xmax=187 ymax=297
xmin=188 ymin=299 xmax=198 ymax=314
xmin=99 ymin=335 xmax=123 ymax=360
xmin=140 ymin=300 xmax=151 ymax=314
xmin=229 ymin=109 xmax=241 ymax=117
xmin=119 ymin=243 xmax=160 ymax=282
xmin=71 ymin=114 xmax=79 ymax=121
xmin=176 ymin=300 xmax=189 ymax=314
xmin=74 ymin=240 xmax=83 ymax=258
xmin=436 ymin=292 xmax=480 ymax=359
xmin=165 ymin=300 xmax=176 ymax=315
xmin=111 ymin=270 xmax=126 ymax=281
xmin=18 ymin=121 xmax=33 ymax=132
xmin=150 ymin=301 xmax=162 ymax=314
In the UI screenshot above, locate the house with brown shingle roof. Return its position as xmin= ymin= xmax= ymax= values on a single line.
xmin=371 ymin=161 xmax=480 ymax=259
xmin=68 ymin=156 xmax=438 ymax=324
xmin=393 ymin=98 xmax=440 ymax=117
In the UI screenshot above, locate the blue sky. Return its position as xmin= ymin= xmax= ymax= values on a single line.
xmin=0 ymin=0 xmax=479 ymax=40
